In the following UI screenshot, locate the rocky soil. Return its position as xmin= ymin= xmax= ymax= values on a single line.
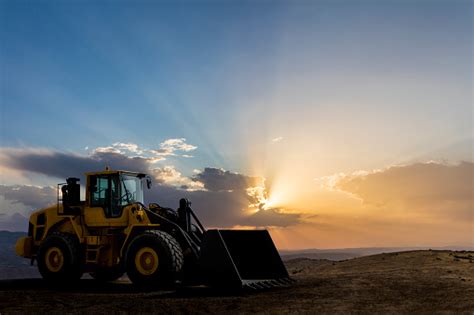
xmin=0 ymin=250 xmax=473 ymax=314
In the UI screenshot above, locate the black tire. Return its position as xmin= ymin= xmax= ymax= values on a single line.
xmin=90 ymin=265 xmax=124 ymax=282
xmin=126 ymin=230 xmax=183 ymax=288
xmin=37 ymin=232 xmax=83 ymax=283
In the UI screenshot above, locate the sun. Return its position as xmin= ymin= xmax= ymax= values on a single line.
xmin=246 ymin=186 xmax=268 ymax=213
xmin=246 ymin=185 xmax=283 ymax=213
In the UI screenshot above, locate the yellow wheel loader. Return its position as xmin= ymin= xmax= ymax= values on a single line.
xmin=15 ymin=169 xmax=291 ymax=289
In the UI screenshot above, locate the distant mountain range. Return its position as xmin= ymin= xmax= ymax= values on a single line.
xmin=0 ymin=230 xmax=472 ymax=280
xmin=279 ymin=245 xmax=474 ymax=261
xmin=0 ymin=231 xmax=40 ymax=279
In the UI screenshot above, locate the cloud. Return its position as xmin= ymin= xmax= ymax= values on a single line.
xmin=93 ymin=138 xmax=197 ymax=160
xmin=149 ymin=138 xmax=197 ymax=158
xmin=145 ymin=184 xmax=301 ymax=228
xmin=0 ymin=138 xmax=198 ymax=180
xmin=147 ymin=166 xmax=300 ymax=227
xmin=148 ymin=167 xmax=300 ymax=227
xmin=93 ymin=142 xmax=144 ymax=155
xmin=243 ymin=208 xmax=301 ymax=227
xmin=0 ymin=185 xmax=56 ymax=231
xmin=151 ymin=165 xmax=204 ymax=191
xmin=271 ymin=137 xmax=284 ymax=143
xmin=334 ymin=161 xmax=474 ymax=221
xmin=157 ymin=138 xmax=197 ymax=154
xmin=0 ymin=148 xmax=301 ymax=229
xmin=0 ymin=148 xmax=151 ymax=180
xmin=0 ymin=185 xmax=56 ymax=211
xmin=193 ymin=167 xmax=264 ymax=192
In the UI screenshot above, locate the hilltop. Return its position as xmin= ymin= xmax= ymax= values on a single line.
xmin=0 ymin=250 xmax=473 ymax=313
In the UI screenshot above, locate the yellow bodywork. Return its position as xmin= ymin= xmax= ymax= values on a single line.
xmin=15 ymin=236 xmax=33 ymax=257
xmin=16 ymin=203 xmax=158 ymax=267
xmin=16 ymin=170 xmax=160 ymax=269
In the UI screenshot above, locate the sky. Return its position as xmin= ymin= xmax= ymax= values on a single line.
xmin=0 ymin=0 xmax=472 ymax=249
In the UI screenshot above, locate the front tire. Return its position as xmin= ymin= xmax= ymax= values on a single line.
xmin=126 ymin=230 xmax=183 ymax=288
xmin=37 ymin=232 xmax=83 ymax=283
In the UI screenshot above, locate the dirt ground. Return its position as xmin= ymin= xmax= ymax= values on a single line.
xmin=0 ymin=250 xmax=473 ymax=314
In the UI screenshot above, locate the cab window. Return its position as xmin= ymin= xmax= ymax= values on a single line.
xmin=89 ymin=175 xmax=121 ymax=218
xmin=90 ymin=176 xmax=108 ymax=206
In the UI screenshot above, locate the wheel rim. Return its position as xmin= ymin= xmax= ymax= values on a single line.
xmin=45 ymin=247 xmax=64 ymax=272
xmin=135 ymin=247 xmax=159 ymax=276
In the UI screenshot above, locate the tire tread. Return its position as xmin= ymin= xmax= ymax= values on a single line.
xmin=126 ymin=229 xmax=183 ymax=287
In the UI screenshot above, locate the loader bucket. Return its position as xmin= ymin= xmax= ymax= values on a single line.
xmin=199 ymin=229 xmax=292 ymax=289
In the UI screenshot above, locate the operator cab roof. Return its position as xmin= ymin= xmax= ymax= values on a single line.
xmin=85 ymin=169 xmax=147 ymax=178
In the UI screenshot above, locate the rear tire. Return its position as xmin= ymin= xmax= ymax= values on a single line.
xmin=126 ymin=230 xmax=183 ymax=288
xmin=37 ymin=232 xmax=83 ymax=283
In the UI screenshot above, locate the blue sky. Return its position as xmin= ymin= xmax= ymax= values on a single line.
xmin=2 ymin=1 xmax=471 ymax=173
xmin=0 ymin=0 xmax=472 ymax=247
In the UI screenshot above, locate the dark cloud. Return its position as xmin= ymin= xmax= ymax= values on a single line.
xmin=0 ymin=185 xmax=56 ymax=210
xmin=0 ymin=148 xmax=150 ymax=180
xmin=0 ymin=181 xmax=301 ymax=229
xmin=193 ymin=167 xmax=263 ymax=192
xmin=336 ymin=161 xmax=474 ymax=220
xmin=0 ymin=185 xmax=57 ymax=231
xmin=145 ymin=184 xmax=301 ymax=228
xmin=146 ymin=184 xmax=246 ymax=227
xmin=0 ymin=148 xmax=302 ymax=229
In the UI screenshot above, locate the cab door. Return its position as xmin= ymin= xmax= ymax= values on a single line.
xmin=85 ymin=174 xmax=128 ymax=227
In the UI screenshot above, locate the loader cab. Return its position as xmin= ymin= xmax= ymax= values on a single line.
xmin=86 ymin=171 xmax=146 ymax=218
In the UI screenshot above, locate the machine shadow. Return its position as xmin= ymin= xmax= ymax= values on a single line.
xmin=0 ymin=278 xmax=274 ymax=297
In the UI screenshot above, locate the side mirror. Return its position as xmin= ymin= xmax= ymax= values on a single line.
xmin=146 ymin=176 xmax=152 ymax=189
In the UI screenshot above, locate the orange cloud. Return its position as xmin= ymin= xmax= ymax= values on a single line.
xmin=335 ymin=161 xmax=473 ymax=221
